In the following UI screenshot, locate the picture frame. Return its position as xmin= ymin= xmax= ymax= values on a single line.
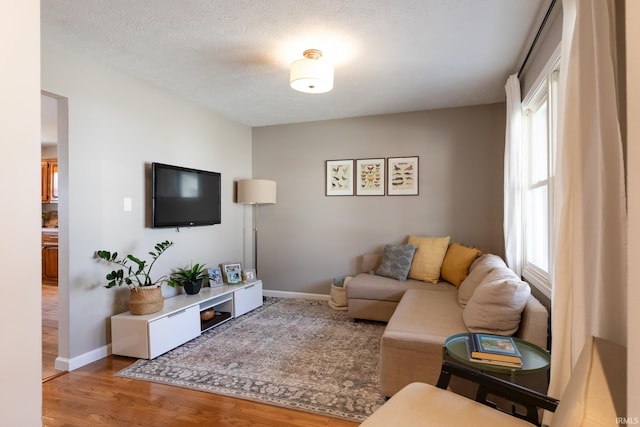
xmin=325 ymin=159 xmax=354 ymax=196
xmin=387 ymin=156 xmax=419 ymax=196
xmin=221 ymin=262 xmax=242 ymax=284
xmin=243 ymin=268 xmax=256 ymax=282
xmin=355 ymin=158 xmax=385 ymax=196
xmin=208 ymin=267 xmax=223 ymax=287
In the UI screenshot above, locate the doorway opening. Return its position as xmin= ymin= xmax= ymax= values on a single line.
xmin=41 ymin=91 xmax=69 ymax=381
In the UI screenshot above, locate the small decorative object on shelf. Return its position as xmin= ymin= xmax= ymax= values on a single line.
xmin=200 ymin=308 xmax=215 ymax=321
xmin=208 ymin=267 xmax=223 ymax=287
xmin=95 ymin=240 xmax=174 ymax=315
xmin=168 ymin=262 xmax=208 ymax=295
xmin=221 ymin=262 xmax=242 ymax=284
xmin=243 ymin=269 xmax=256 ymax=283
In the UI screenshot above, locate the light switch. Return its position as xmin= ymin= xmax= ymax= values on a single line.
xmin=123 ymin=197 xmax=132 ymax=212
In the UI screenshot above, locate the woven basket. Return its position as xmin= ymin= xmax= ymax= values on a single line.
xmin=128 ymin=286 xmax=164 ymax=315
xmin=329 ymin=284 xmax=348 ymax=310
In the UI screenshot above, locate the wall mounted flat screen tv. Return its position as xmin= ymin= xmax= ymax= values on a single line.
xmin=152 ymin=162 xmax=221 ymax=228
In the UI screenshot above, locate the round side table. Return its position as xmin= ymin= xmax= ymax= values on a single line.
xmin=443 ymin=333 xmax=550 ymax=384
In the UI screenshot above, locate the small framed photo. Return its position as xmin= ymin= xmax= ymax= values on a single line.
xmin=243 ymin=268 xmax=256 ymax=282
xmin=221 ymin=262 xmax=242 ymax=284
xmin=208 ymin=267 xmax=223 ymax=287
xmin=356 ymin=158 xmax=385 ymax=196
xmin=326 ymin=159 xmax=354 ymax=196
xmin=387 ymin=156 xmax=419 ymax=195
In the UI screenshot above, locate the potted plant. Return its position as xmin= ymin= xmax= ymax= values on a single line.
xmin=95 ymin=240 xmax=174 ymax=314
xmin=168 ymin=262 xmax=208 ymax=295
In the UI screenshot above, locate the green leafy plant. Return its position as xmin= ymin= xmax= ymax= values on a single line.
xmin=168 ymin=262 xmax=208 ymax=288
xmin=95 ymin=240 xmax=174 ymax=288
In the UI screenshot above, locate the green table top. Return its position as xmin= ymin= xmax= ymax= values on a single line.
xmin=444 ymin=333 xmax=550 ymax=376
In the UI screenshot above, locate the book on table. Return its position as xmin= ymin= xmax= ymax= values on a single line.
xmin=465 ymin=333 xmax=522 ymax=367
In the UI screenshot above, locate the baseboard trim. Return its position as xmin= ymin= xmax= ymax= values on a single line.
xmin=55 ymin=344 xmax=111 ymax=372
xmin=263 ymin=290 xmax=330 ymax=301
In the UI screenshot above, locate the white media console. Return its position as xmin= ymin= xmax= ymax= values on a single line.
xmin=111 ymin=280 xmax=263 ymax=359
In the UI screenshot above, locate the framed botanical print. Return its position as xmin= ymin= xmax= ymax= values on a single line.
xmin=325 ymin=159 xmax=354 ymax=196
xmin=356 ymin=158 xmax=385 ymax=196
xmin=387 ymin=156 xmax=419 ymax=195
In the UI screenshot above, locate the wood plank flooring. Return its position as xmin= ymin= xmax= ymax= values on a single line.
xmin=41 ymin=287 xmax=359 ymax=427
xmin=42 ymin=284 xmax=61 ymax=381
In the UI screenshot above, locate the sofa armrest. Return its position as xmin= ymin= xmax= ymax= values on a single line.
xmin=516 ymin=295 xmax=549 ymax=350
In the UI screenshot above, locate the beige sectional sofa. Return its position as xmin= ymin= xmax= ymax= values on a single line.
xmin=346 ymin=239 xmax=549 ymax=397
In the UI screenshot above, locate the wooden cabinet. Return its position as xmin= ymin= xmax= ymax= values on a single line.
xmin=41 ymin=158 xmax=58 ymax=203
xmin=42 ymin=231 xmax=58 ymax=285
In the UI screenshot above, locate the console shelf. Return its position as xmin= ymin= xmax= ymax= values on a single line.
xmin=200 ymin=311 xmax=232 ymax=331
xmin=111 ymin=280 xmax=263 ymax=359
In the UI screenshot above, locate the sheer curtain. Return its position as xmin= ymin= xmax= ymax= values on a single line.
xmin=548 ymin=0 xmax=627 ymax=403
xmin=503 ymin=74 xmax=523 ymax=276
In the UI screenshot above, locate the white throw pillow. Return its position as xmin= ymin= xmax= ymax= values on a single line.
xmin=457 ymin=254 xmax=507 ymax=307
xmin=462 ymin=268 xmax=531 ymax=336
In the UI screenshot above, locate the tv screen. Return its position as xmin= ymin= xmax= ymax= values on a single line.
xmin=152 ymin=162 xmax=221 ymax=228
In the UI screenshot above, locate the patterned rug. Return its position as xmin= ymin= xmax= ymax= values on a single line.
xmin=116 ymin=298 xmax=386 ymax=422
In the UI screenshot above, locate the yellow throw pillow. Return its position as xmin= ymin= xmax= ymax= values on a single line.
xmin=407 ymin=235 xmax=451 ymax=283
xmin=440 ymin=243 xmax=482 ymax=287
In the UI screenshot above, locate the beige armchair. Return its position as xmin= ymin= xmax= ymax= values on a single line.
xmin=361 ymin=336 xmax=625 ymax=427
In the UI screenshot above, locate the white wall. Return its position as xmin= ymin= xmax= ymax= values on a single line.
xmin=252 ymin=104 xmax=506 ymax=295
xmin=0 ymin=1 xmax=42 ymax=425
xmin=41 ymin=41 xmax=252 ymax=369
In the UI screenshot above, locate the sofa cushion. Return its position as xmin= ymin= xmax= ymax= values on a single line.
xmin=386 ymin=289 xmax=466 ymax=339
xmin=376 ymin=244 xmax=417 ymax=281
xmin=463 ymin=269 xmax=531 ymax=336
xmin=347 ymin=273 xmax=453 ymax=302
xmin=380 ymin=289 xmax=467 ymax=394
xmin=407 ymin=235 xmax=451 ymax=283
xmin=440 ymin=243 xmax=482 ymax=287
xmin=458 ymin=254 xmax=508 ymax=307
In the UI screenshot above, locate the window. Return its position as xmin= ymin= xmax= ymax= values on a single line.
xmin=521 ymin=69 xmax=558 ymax=297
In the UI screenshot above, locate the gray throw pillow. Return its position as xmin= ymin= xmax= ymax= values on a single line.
xmin=375 ymin=244 xmax=417 ymax=281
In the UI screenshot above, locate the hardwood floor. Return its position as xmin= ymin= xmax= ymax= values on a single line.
xmin=43 ymin=356 xmax=359 ymax=426
xmin=41 ymin=287 xmax=359 ymax=426
xmin=42 ymin=284 xmax=62 ymax=381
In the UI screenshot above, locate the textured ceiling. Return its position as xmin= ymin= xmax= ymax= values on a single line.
xmin=41 ymin=0 xmax=547 ymax=127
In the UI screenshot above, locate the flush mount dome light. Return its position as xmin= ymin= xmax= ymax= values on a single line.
xmin=289 ymin=49 xmax=334 ymax=94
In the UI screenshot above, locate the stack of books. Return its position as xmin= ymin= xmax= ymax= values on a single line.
xmin=465 ymin=333 xmax=523 ymax=368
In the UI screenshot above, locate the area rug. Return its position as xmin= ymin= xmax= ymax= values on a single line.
xmin=116 ymin=298 xmax=387 ymax=422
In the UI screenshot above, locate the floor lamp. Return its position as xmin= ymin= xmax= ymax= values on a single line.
xmin=236 ymin=179 xmax=277 ymax=275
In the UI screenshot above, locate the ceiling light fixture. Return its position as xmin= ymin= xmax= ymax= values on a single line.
xmin=290 ymin=49 xmax=334 ymax=94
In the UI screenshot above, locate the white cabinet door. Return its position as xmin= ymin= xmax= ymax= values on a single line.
xmin=234 ymin=281 xmax=263 ymax=317
xmin=111 ymin=316 xmax=151 ymax=358
xmin=148 ymin=306 xmax=200 ymax=358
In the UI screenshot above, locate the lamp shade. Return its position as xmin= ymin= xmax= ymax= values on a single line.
xmin=290 ymin=49 xmax=334 ymax=94
xmin=237 ymin=179 xmax=277 ymax=204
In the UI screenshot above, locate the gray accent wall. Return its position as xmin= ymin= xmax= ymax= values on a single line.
xmin=252 ymin=104 xmax=506 ymax=295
